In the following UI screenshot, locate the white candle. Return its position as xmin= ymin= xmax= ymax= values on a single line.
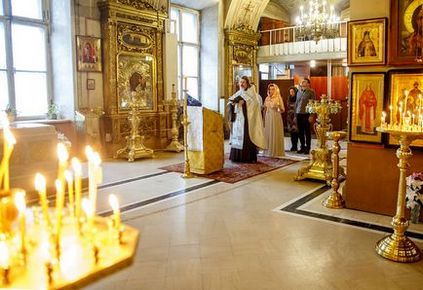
xmin=109 ymin=194 xmax=121 ymax=231
xmin=389 ymin=105 xmax=393 ymax=125
xmin=184 ymin=77 xmax=188 ymax=91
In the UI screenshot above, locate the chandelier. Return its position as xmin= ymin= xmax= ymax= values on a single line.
xmin=295 ymin=0 xmax=340 ymax=43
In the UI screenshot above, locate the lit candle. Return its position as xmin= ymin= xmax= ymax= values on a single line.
xmin=57 ymin=143 xmax=69 ymax=187
xmin=64 ymin=170 xmax=74 ymax=216
xmin=412 ymin=114 xmax=416 ymax=126
xmin=109 ymin=194 xmax=121 ymax=231
xmin=15 ymin=190 xmax=26 ymax=255
xmin=72 ymin=158 xmax=82 ymax=220
xmin=91 ymin=152 xmax=102 ymax=214
xmin=82 ymin=198 xmax=94 ymax=235
xmin=35 ymin=173 xmax=51 ymax=229
xmin=381 ymin=111 xmax=386 ymax=127
xmin=404 ymin=90 xmax=409 ymax=112
xmin=55 ymin=179 xmax=64 ymax=238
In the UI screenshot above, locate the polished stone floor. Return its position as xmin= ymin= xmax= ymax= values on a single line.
xmin=84 ymin=139 xmax=423 ymax=290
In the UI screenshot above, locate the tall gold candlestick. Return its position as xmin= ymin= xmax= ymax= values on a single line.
xmin=375 ymin=128 xmax=422 ymax=262
xmin=181 ymin=85 xmax=193 ymax=178
xmin=72 ymin=158 xmax=82 ymax=221
xmin=35 ymin=173 xmax=51 ymax=229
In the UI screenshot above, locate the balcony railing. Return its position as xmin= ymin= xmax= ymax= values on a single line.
xmin=258 ymin=21 xmax=348 ymax=58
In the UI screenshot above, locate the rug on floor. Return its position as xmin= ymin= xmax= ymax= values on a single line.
xmin=159 ymin=156 xmax=297 ymax=183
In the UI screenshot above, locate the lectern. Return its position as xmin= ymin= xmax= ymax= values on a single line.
xmin=187 ymin=107 xmax=224 ymax=174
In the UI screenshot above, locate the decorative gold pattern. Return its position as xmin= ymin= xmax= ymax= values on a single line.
xmin=224 ymin=28 xmax=260 ymax=109
xmin=375 ymin=128 xmax=422 ymax=263
xmin=323 ymin=131 xmax=346 ymax=208
xmin=99 ymin=1 xmax=171 ymax=154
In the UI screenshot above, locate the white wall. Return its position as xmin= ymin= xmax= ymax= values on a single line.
xmin=164 ymin=32 xmax=178 ymax=100
xmin=200 ymin=4 xmax=219 ymax=111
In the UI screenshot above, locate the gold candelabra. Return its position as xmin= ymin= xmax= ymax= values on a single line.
xmin=323 ymin=131 xmax=346 ymax=208
xmin=164 ymin=85 xmax=184 ymax=153
xmin=375 ymin=127 xmax=422 ymax=263
xmin=295 ymin=95 xmax=343 ymax=182
xmin=181 ymin=85 xmax=193 ymax=179
xmin=0 ymin=113 xmax=139 ymax=288
xmin=115 ymin=94 xmax=154 ymax=161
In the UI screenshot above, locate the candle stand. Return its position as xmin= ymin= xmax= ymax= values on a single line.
xmin=375 ymin=127 xmax=422 ymax=263
xmin=115 ymin=94 xmax=154 ymax=161
xmin=181 ymin=88 xmax=193 ymax=178
xmin=164 ymin=85 xmax=184 ymax=153
xmin=295 ymin=95 xmax=343 ymax=182
xmin=323 ymin=131 xmax=346 ymax=208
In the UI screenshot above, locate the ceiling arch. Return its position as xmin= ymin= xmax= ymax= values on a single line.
xmin=225 ymin=0 xmax=270 ymax=30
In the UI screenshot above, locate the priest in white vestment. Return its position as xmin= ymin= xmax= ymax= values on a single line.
xmin=228 ymin=76 xmax=266 ymax=163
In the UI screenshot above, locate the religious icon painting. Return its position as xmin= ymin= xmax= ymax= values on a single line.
xmin=348 ymin=18 xmax=387 ymax=66
xmin=389 ymin=0 xmax=423 ymax=65
xmin=350 ymin=72 xmax=385 ymax=143
xmin=76 ymin=36 xmax=102 ymax=72
xmin=387 ymin=70 xmax=423 ymax=148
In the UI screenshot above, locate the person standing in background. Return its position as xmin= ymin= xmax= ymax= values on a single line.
xmin=295 ymin=78 xmax=316 ymax=154
xmin=287 ymin=86 xmax=298 ymax=152
xmin=263 ymin=83 xmax=285 ymax=158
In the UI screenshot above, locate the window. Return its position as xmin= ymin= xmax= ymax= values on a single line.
xmin=0 ymin=0 xmax=50 ymax=118
xmin=170 ymin=6 xmax=200 ymax=100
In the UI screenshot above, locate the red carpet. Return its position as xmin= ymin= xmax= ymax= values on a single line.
xmin=160 ymin=156 xmax=297 ymax=184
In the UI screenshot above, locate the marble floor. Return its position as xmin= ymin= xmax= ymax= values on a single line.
xmin=83 ymin=139 xmax=423 ymax=290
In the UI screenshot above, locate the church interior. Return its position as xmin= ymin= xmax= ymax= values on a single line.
xmin=1 ymin=0 xmax=423 ymax=289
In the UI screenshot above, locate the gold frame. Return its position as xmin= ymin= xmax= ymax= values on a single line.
xmin=388 ymin=71 xmax=423 ymax=147
xmin=347 ymin=18 xmax=386 ymax=66
xmin=350 ymin=72 xmax=384 ymax=143
xmin=117 ymin=52 xmax=157 ymax=113
xmin=76 ymin=36 xmax=102 ymax=72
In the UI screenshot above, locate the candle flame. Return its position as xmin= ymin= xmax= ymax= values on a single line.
xmin=389 ymin=105 xmax=393 ymax=110
xmin=0 ymin=112 xmax=9 ymax=128
xmin=4 ymin=128 xmax=16 ymax=147
xmin=71 ymin=157 xmax=82 ymax=175
xmin=82 ymin=198 xmax=93 ymax=216
xmin=109 ymin=194 xmax=119 ymax=212
xmin=404 ymin=89 xmax=409 ymax=96
xmin=64 ymin=170 xmax=73 ymax=182
xmin=92 ymin=152 xmax=102 ymax=166
xmin=15 ymin=190 xmax=26 ymax=213
xmin=34 ymin=173 xmax=46 ymax=191
xmin=85 ymin=145 xmax=94 ymax=160
xmin=57 ymin=143 xmax=69 ymax=163
xmin=55 ymin=179 xmax=63 ymax=193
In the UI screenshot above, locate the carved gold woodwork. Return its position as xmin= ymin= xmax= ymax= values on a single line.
xmin=224 ymin=28 xmax=260 ymax=102
xmin=98 ymin=0 xmax=171 ymax=155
